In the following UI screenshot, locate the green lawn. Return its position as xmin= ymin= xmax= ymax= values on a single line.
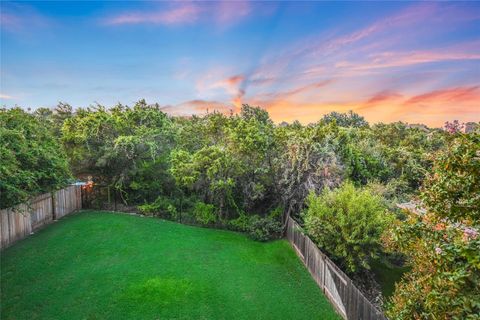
xmin=1 ymin=211 xmax=339 ymax=320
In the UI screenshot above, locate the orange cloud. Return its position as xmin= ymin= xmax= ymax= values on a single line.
xmin=224 ymin=75 xmax=245 ymax=87
xmin=365 ymin=91 xmax=403 ymax=105
xmin=135 ymin=2 xmax=479 ymax=128
xmin=404 ymin=86 xmax=480 ymax=106
xmin=159 ymin=84 xmax=479 ymax=128
xmin=247 ymin=85 xmax=480 ymax=127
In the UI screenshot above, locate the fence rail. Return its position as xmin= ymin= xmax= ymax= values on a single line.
xmin=286 ymin=216 xmax=386 ymax=320
xmin=0 ymin=185 xmax=82 ymax=249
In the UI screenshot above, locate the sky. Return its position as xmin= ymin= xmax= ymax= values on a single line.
xmin=1 ymin=1 xmax=479 ymax=127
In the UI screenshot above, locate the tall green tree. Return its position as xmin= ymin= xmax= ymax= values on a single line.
xmin=0 ymin=108 xmax=71 ymax=208
xmin=62 ymin=100 xmax=174 ymax=204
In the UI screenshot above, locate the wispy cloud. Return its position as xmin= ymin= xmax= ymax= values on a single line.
xmin=404 ymin=86 xmax=480 ymax=106
xmin=105 ymin=3 xmax=201 ymax=26
xmin=258 ymin=80 xmax=334 ymax=101
xmin=0 ymin=3 xmax=51 ymax=33
xmin=254 ymin=85 xmax=480 ymax=127
xmin=336 ymin=50 xmax=480 ymax=71
xmin=188 ymin=2 xmax=480 ymax=127
xmin=0 ymin=93 xmax=15 ymax=100
xmin=103 ymin=1 xmax=253 ymax=27
xmin=362 ymin=91 xmax=403 ymax=107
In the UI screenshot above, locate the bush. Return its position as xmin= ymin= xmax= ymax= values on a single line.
xmin=228 ymin=212 xmax=250 ymax=232
xmin=193 ymin=202 xmax=217 ymax=225
xmin=303 ymin=182 xmax=392 ymax=273
xmin=247 ymin=215 xmax=282 ymax=242
xmin=385 ymin=212 xmax=480 ymax=320
xmin=138 ymin=196 xmax=178 ymax=219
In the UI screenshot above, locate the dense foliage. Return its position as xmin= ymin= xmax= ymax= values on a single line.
xmin=304 ymin=182 xmax=393 ymax=273
xmin=386 ymin=132 xmax=480 ymax=319
xmin=421 ymin=133 xmax=480 ymax=222
xmin=0 ymin=108 xmax=71 ymax=208
xmin=1 ymin=102 xmax=449 ymax=234
xmin=61 ymin=100 xmax=175 ymax=204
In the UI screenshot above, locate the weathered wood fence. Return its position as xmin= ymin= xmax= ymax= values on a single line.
xmin=286 ymin=216 xmax=387 ymax=320
xmin=0 ymin=185 xmax=82 ymax=249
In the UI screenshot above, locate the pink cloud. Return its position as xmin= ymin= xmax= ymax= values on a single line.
xmin=258 ymin=80 xmax=334 ymax=101
xmin=364 ymin=91 xmax=403 ymax=106
xmin=0 ymin=4 xmax=51 ymax=33
xmin=337 ymin=50 xmax=480 ymax=71
xmin=215 ymin=1 xmax=251 ymax=26
xmin=104 ymin=1 xmax=253 ymax=27
xmin=242 ymin=83 xmax=480 ymax=127
xmin=404 ymin=86 xmax=480 ymax=106
xmin=105 ymin=4 xmax=201 ymax=26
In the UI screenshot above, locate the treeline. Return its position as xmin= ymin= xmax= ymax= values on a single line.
xmin=2 ymin=102 xmax=444 ymax=223
xmin=1 ymin=102 xmax=447 ymax=237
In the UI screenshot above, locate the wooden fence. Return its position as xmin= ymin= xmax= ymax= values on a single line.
xmin=286 ymin=216 xmax=387 ymax=320
xmin=0 ymin=185 xmax=82 ymax=249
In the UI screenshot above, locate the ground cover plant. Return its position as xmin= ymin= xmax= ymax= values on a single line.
xmin=0 ymin=211 xmax=340 ymax=320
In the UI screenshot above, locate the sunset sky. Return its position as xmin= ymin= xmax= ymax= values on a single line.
xmin=1 ymin=1 xmax=479 ymax=127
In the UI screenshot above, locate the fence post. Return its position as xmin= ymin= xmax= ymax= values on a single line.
xmin=51 ymin=192 xmax=56 ymax=221
xmin=322 ymin=253 xmax=326 ymax=293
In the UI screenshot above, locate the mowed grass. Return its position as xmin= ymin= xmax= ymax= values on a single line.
xmin=1 ymin=211 xmax=339 ymax=320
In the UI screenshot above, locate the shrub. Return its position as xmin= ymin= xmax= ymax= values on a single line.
xmin=303 ymin=182 xmax=392 ymax=273
xmin=385 ymin=212 xmax=480 ymax=320
xmin=193 ymin=202 xmax=217 ymax=225
xmin=228 ymin=212 xmax=250 ymax=232
xmin=138 ymin=196 xmax=178 ymax=219
xmin=268 ymin=206 xmax=284 ymax=219
xmin=247 ymin=215 xmax=282 ymax=242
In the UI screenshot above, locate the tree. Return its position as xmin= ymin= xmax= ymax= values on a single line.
xmin=170 ymin=105 xmax=281 ymax=220
xmin=0 ymin=108 xmax=71 ymax=208
xmin=421 ymin=132 xmax=480 ymax=222
xmin=320 ymin=110 xmax=369 ymax=128
xmin=277 ymin=122 xmax=345 ymax=221
xmin=62 ymin=100 xmax=174 ymax=204
xmin=386 ymin=132 xmax=480 ymax=319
